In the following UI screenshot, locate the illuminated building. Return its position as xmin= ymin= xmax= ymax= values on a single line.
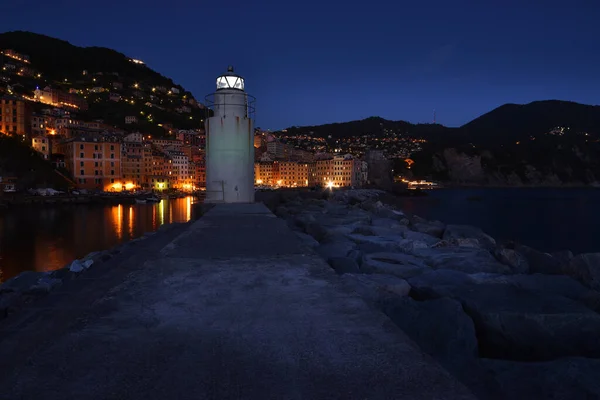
xmin=274 ymin=161 xmax=309 ymax=187
xmin=254 ymin=162 xmax=275 ymax=186
xmin=31 ymin=135 xmax=51 ymax=159
xmin=0 ymin=97 xmax=32 ymax=138
xmin=121 ymin=133 xmax=147 ymax=189
xmin=56 ymin=134 xmax=122 ymax=191
xmin=33 ymin=86 xmax=88 ymax=110
xmin=204 ymin=66 xmax=255 ymax=203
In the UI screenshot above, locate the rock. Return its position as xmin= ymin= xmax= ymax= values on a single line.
xmin=352 ymin=225 xmax=407 ymax=237
xmin=402 ymin=230 xmax=441 ymax=246
xmin=315 ymin=241 xmax=356 ymax=260
xmin=342 ymin=273 xmax=410 ymax=303
xmin=68 ymin=259 xmax=93 ymax=273
xmin=443 ymin=224 xmax=496 ymax=250
xmin=294 ymin=231 xmax=319 ymax=248
xmin=494 ymin=248 xmax=529 ymax=274
xmin=347 ymin=234 xmax=406 ymax=252
xmin=328 ymin=257 xmax=360 ymax=274
xmin=409 ymin=270 xmax=600 ymax=361
xmin=565 ymin=253 xmax=600 ymax=290
xmin=371 ymin=217 xmax=408 ymax=229
xmin=378 ymin=297 xmax=501 ymax=399
xmin=50 ymin=267 xmax=75 ymax=281
xmin=0 ymin=292 xmax=32 ymax=320
xmin=361 ymin=252 xmax=430 ymax=279
xmin=411 ymin=247 xmax=511 ymax=274
xmin=29 ymin=276 xmax=62 ymax=293
xmin=0 ymin=271 xmax=48 ymax=293
xmin=483 ymin=357 xmax=600 ymax=400
xmin=515 ymin=244 xmax=563 ymax=275
xmin=412 ymin=221 xmax=446 ymax=238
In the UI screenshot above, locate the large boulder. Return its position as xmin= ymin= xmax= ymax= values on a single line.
xmin=402 ymin=230 xmax=441 ymax=247
xmin=371 ymin=217 xmax=409 ymax=229
xmin=483 ymin=357 xmax=600 ymax=400
xmin=342 ymin=273 xmax=410 ymax=304
xmin=443 ymin=225 xmax=496 ymax=250
xmin=411 ymin=247 xmax=511 ymax=274
xmin=514 ymin=244 xmax=564 ymax=275
xmin=565 ymin=253 xmax=600 ymax=290
xmin=0 ymin=271 xmax=47 ymax=293
xmin=412 ymin=221 xmax=446 ymax=238
xmin=409 ymin=270 xmax=600 ymax=361
xmin=294 ymin=231 xmax=319 ymax=248
xmin=328 ymin=257 xmax=360 ymax=274
xmin=378 ymin=297 xmax=502 ymax=399
xmin=346 ymin=233 xmax=406 ymax=252
xmin=361 ymin=252 xmax=430 ymax=279
xmin=315 ymin=241 xmax=356 ymax=260
xmin=494 ymin=248 xmax=529 ymax=274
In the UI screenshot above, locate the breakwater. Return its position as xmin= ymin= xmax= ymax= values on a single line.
xmin=270 ymin=188 xmax=600 ymax=399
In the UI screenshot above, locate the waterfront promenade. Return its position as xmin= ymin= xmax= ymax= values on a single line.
xmin=0 ymin=203 xmax=474 ymax=399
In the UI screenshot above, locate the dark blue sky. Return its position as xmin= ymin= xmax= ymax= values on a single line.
xmin=3 ymin=0 xmax=600 ymax=129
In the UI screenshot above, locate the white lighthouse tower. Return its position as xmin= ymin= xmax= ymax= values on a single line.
xmin=204 ymin=66 xmax=256 ymax=203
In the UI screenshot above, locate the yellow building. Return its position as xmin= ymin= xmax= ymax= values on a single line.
xmin=31 ymin=135 xmax=51 ymax=160
xmin=254 ymin=162 xmax=276 ymax=186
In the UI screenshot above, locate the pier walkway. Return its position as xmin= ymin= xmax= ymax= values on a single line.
xmin=0 ymin=203 xmax=475 ymax=400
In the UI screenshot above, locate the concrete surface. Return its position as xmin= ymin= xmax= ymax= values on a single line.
xmin=0 ymin=203 xmax=476 ymax=400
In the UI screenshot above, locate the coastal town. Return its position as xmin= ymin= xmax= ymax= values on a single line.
xmin=0 ymin=47 xmax=435 ymax=195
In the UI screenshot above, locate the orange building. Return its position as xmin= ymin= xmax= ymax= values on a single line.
xmin=0 ymin=97 xmax=32 ymax=138
xmin=57 ymin=134 xmax=122 ymax=191
xmin=254 ymin=162 xmax=275 ymax=186
xmin=275 ymin=161 xmax=309 ymax=187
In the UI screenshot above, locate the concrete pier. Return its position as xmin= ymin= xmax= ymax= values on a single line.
xmin=0 ymin=203 xmax=475 ymax=399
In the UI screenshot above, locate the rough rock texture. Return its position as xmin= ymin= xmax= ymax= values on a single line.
xmin=411 ymin=247 xmax=511 ymax=274
xmin=565 ymin=253 xmax=600 ymax=290
xmin=409 ymin=270 xmax=600 ymax=361
xmin=443 ymin=225 xmax=496 ymax=251
xmin=328 ymin=257 xmax=361 ymax=274
xmin=379 ymin=297 xmax=504 ymax=400
xmin=342 ymin=273 xmax=411 ymax=303
xmin=361 ymin=253 xmax=429 ymax=279
xmin=494 ymin=248 xmax=529 ymax=274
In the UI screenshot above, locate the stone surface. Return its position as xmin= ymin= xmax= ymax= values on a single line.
xmin=342 ymin=273 xmax=411 ymax=303
xmin=411 ymin=247 xmax=511 ymax=274
xmin=443 ymin=225 xmax=496 ymax=250
xmin=412 ymin=221 xmax=445 ymax=238
xmin=293 ymin=231 xmax=319 ymax=248
xmin=328 ymin=257 xmax=361 ymax=274
xmin=409 ymin=270 xmax=600 ymax=361
xmin=0 ymin=271 xmax=46 ymax=293
xmin=565 ymin=253 xmax=600 ymax=290
xmin=494 ymin=248 xmax=529 ymax=274
xmin=483 ymin=357 xmax=600 ymax=400
xmin=361 ymin=252 xmax=430 ymax=279
xmin=378 ymin=297 xmax=502 ymax=399
xmin=0 ymin=202 xmax=475 ymax=400
xmin=515 ymin=244 xmax=563 ymax=275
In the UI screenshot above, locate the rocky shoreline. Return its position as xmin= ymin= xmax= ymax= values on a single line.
xmin=0 ymin=223 xmax=185 ymax=321
xmin=275 ymin=189 xmax=600 ymax=399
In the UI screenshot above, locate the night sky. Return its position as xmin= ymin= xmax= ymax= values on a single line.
xmin=3 ymin=0 xmax=599 ymax=130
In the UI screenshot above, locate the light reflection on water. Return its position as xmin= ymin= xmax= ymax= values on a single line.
xmin=0 ymin=196 xmax=197 ymax=282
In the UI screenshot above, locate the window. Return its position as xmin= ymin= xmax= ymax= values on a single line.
xmin=80 ymin=169 xmax=84 ymax=175
xmin=42 ymin=146 xmax=46 ymax=151
xmin=80 ymin=161 xmax=83 ymax=167
xmin=80 ymin=144 xmax=84 ymax=150
xmin=80 ymin=152 xmax=84 ymax=158
xmin=95 ymin=162 xmax=98 ymax=167
xmin=111 ymin=178 xmax=115 ymax=183
xmin=111 ymin=154 xmax=114 ymax=159
xmin=111 ymin=170 xmax=114 ymax=175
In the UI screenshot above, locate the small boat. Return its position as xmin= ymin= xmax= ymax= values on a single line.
xmin=145 ymin=195 xmax=160 ymax=203
xmin=135 ymin=198 xmax=147 ymax=204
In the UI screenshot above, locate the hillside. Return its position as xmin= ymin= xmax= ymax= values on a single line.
xmin=460 ymin=100 xmax=600 ymax=145
xmin=280 ymin=116 xmax=455 ymax=142
xmin=279 ymin=101 xmax=600 ymax=186
xmin=0 ymin=135 xmax=71 ymax=190
xmin=0 ymin=31 xmax=210 ymax=135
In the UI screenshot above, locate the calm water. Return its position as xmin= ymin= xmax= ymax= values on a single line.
xmin=0 ymin=197 xmax=197 ymax=282
xmin=395 ymin=188 xmax=600 ymax=255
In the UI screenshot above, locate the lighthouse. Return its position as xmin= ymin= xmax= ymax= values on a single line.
xmin=204 ymin=66 xmax=256 ymax=203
